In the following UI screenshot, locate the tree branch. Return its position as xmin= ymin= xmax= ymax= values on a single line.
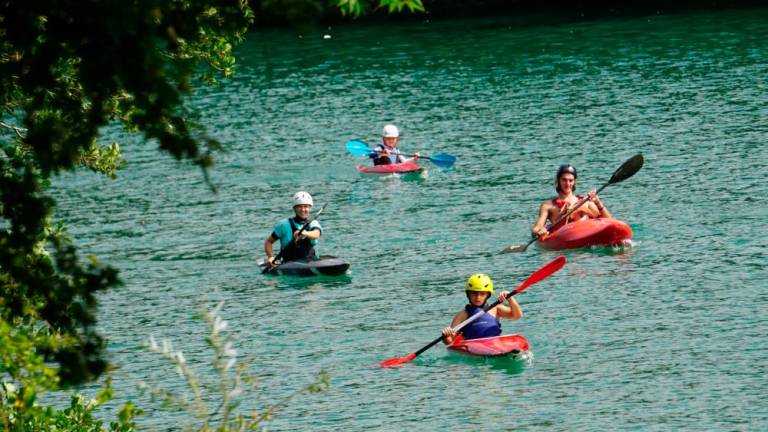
xmin=0 ymin=121 xmax=27 ymax=138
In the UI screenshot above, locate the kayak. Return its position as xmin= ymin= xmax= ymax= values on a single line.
xmin=537 ymin=217 xmax=632 ymax=251
xmin=448 ymin=334 xmax=529 ymax=358
xmin=258 ymin=255 xmax=350 ymax=277
xmin=355 ymin=162 xmax=426 ymax=176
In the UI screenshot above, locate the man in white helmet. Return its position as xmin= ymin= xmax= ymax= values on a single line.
xmin=370 ymin=124 xmax=420 ymax=166
xmin=263 ymin=191 xmax=322 ymax=267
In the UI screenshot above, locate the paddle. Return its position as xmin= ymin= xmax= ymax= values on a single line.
xmin=262 ymin=203 xmax=328 ymax=274
xmin=379 ymin=255 xmax=567 ymax=367
xmin=346 ymin=139 xmax=457 ymax=170
xmin=501 ymin=154 xmax=644 ymax=254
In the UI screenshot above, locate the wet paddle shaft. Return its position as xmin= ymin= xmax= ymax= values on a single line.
xmin=262 ymin=203 xmax=328 ymax=274
xmin=379 ymin=255 xmax=566 ymax=367
xmin=502 ymin=154 xmax=644 ymax=253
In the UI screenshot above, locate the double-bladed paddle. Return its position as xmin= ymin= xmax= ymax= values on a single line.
xmin=501 ymin=154 xmax=644 ymax=254
xmin=346 ymin=139 xmax=457 ymax=170
xmin=378 ymin=255 xmax=567 ymax=367
xmin=262 ymin=203 xmax=328 ymax=274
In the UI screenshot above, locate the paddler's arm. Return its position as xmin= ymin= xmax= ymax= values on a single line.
xmin=531 ymin=201 xmax=551 ymax=237
xmin=493 ymin=291 xmax=523 ymax=320
xmin=263 ymin=233 xmax=278 ymax=267
xmin=588 ymin=190 xmax=612 ymax=218
xmin=294 ymin=227 xmax=321 ymax=241
xmin=400 ymin=152 xmax=420 ymax=164
xmin=442 ymin=310 xmax=467 ymax=345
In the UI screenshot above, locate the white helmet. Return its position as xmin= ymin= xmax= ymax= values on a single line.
xmin=293 ymin=191 xmax=313 ymax=207
xmin=382 ymin=124 xmax=399 ymax=138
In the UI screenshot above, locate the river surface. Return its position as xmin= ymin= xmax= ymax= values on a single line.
xmin=52 ymin=7 xmax=767 ymax=431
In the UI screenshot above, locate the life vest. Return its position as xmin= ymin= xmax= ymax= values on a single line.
xmin=371 ymin=144 xmax=401 ymax=166
xmin=552 ymin=195 xmax=585 ymax=209
xmin=281 ymin=218 xmax=317 ymax=261
xmin=550 ymin=194 xmax=588 ymax=230
xmin=460 ymin=304 xmax=501 ymax=340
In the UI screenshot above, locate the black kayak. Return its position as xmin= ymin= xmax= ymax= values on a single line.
xmin=259 ymin=255 xmax=350 ymax=277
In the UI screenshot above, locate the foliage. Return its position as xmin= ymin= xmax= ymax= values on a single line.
xmin=248 ymin=0 xmax=423 ymax=27
xmin=336 ymin=0 xmax=425 ymax=16
xmin=0 ymin=318 xmax=63 ymax=406
xmin=140 ymin=303 xmax=330 ymax=431
xmin=1 ymin=0 xmax=255 ymax=387
xmin=1 ymin=0 xmax=255 ymax=428
xmin=77 ymin=143 xmax=126 ymax=179
xmin=0 ymin=313 xmax=140 ymax=431
xmin=1 ymin=377 xmax=140 ymax=432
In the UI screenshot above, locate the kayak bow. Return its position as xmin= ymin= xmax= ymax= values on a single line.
xmin=448 ymin=334 xmax=529 ymax=357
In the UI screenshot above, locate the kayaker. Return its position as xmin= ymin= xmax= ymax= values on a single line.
xmin=263 ymin=191 xmax=322 ymax=268
xmin=370 ymin=124 xmax=420 ymax=166
xmin=441 ymin=273 xmax=522 ymax=344
xmin=531 ymin=163 xmax=612 ymax=237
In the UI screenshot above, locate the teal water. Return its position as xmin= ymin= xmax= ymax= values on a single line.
xmin=52 ymin=8 xmax=767 ymax=430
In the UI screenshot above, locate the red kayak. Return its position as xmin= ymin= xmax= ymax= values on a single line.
xmin=448 ymin=334 xmax=529 ymax=357
xmin=355 ymin=162 xmax=425 ymax=175
xmin=537 ymin=217 xmax=632 ymax=251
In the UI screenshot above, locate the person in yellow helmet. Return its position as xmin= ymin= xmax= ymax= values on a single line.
xmin=441 ymin=273 xmax=523 ymax=344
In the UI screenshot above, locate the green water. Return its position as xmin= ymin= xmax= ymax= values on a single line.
xmin=53 ymin=8 xmax=767 ymax=430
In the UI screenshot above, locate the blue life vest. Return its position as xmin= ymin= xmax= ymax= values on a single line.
xmin=272 ymin=217 xmax=322 ymax=261
xmin=460 ymin=304 xmax=501 ymax=340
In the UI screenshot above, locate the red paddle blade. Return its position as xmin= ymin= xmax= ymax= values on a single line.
xmin=379 ymin=353 xmax=416 ymax=367
xmin=513 ymin=255 xmax=566 ymax=294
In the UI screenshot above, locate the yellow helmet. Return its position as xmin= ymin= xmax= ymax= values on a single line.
xmin=465 ymin=273 xmax=493 ymax=295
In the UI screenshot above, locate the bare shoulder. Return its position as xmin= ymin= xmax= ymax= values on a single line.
xmin=540 ymin=197 xmax=557 ymax=209
xmin=451 ymin=309 xmax=468 ymax=326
